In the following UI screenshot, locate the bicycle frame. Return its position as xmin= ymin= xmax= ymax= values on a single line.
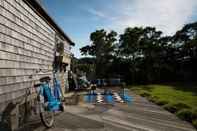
xmin=32 ymin=77 xmax=63 ymax=128
xmin=38 ymin=81 xmax=62 ymax=112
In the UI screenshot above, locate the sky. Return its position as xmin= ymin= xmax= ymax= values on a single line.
xmin=41 ymin=0 xmax=197 ymax=58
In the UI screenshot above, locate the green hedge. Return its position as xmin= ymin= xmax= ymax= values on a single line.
xmin=176 ymin=109 xmax=193 ymax=122
xmin=163 ymin=103 xmax=190 ymax=113
xmin=192 ymin=119 xmax=197 ymax=129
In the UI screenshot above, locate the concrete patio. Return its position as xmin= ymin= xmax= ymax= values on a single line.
xmin=18 ymin=89 xmax=196 ymax=131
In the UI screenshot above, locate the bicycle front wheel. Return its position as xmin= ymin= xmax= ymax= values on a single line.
xmin=40 ymin=110 xmax=54 ymax=128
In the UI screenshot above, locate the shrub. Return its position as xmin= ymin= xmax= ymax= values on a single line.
xmin=148 ymin=96 xmax=159 ymax=103
xmin=163 ymin=103 xmax=177 ymax=113
xmin=155 ymin=100 xmax=168 ymax=106
xmin=144 ymin=95 xmax=168 ymax=106
xmin=139 ymin=91 xmax=150 ymax=97
xmin=172 ymin=103 xmax=190 ymax=111
xmin=192 ymin=119 xmax=197 ymax=129
xmin=192 ymin=109 xmax=197 ymax=120
xmin=164 ymin=102 xmax=190 ymax=113
xmin=176 ymin=109 xmax=193 ymax=122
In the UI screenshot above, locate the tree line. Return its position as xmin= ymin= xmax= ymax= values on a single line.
xmin=74 ymin=21 xmax=197 ymax=84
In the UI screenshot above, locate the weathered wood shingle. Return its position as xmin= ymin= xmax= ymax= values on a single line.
xmin=0 ymin=0 xmax=72 ymax=108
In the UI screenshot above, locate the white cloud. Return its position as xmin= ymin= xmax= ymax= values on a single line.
xmin=90 ymin=0 xmax=197 ymax=35
xmin=86 ymin=8 xmax=117 ymax=21
xmin=87 ymin=8 xmax=107 ymax=18
xmin=124 ymin=0 xmax=197 ymax=35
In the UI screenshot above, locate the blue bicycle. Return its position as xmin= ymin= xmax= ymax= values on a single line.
xmin=22 ymin=70 xmax=64 ymax=128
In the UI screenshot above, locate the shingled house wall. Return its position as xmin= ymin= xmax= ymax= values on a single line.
xmin=0 ymin=0 xmax=71 ymax=120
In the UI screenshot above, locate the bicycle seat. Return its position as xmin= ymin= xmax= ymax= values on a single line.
xmin=40 ymin=76 xmax=51 ymax=82
xmin=34 ymin=83 xmax=42 ymax=88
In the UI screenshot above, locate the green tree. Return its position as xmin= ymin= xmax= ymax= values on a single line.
xmin=119 ymin=27 xmax=164 ymax=83
xmin=119 ymin=27 xmax=144 ymax=83
xmin=80 ymin=29 xmax=118 ymax=78
xmin=172 ymin=22 xmax=197 ymax=81
xmin=79 ymin=21 xmax=197 ymax=83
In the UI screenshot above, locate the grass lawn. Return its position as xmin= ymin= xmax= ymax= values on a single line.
xmin=129 ymin=84 xmax=197 ymax=128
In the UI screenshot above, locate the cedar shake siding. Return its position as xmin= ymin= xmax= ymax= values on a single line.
xmin=0 ymin=0 xmax=73 ymax=113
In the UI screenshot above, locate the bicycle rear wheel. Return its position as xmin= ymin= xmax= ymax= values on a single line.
xmin=40 ymin=110 xmax=54 ymax=128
